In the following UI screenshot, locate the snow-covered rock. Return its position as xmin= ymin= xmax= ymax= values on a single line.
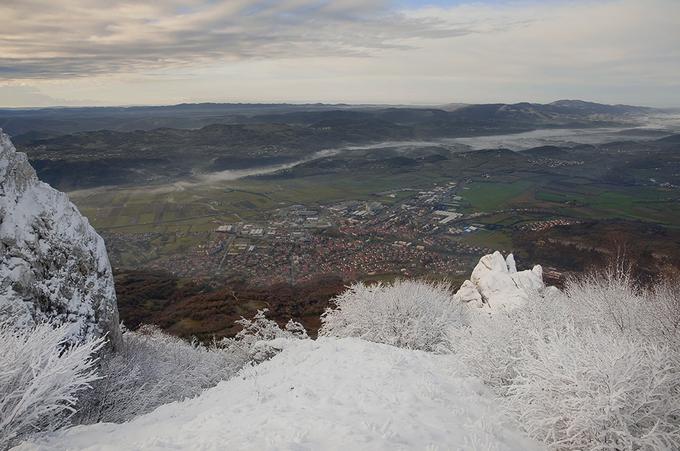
xmin=452 ymin=279 xmax=484 ymax=308
xmin=505 ymin=253 xmax=517 ymax=273
xmin=0 ymin=131 xmax=121 ymax=348
xmin=16 ymin=338 xmax=541 ymax=451
xmin=454 ymin=251 xmax=548 ymax=311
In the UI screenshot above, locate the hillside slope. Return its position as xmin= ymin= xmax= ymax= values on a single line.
xmin=17 ymin=337 xmax=540 ymax=451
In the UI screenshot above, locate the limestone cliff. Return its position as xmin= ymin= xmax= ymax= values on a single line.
xmin=0 ymin=131 xmax=121 ymax=347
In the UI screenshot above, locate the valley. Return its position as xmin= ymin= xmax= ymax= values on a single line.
xmin=6 ymin=101 xmax=680 ymax=339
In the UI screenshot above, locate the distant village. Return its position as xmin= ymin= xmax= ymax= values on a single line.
xmin=104 ymin=180 xmax=570 ymax=284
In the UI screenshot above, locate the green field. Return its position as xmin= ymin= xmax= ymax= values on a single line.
xmin=459 ymin=230 xmax=514 ymax=251
xmin=535 ymin=185 xmax=680 ymax=225
xmin=462 ymin=181 xmax=534 ymax=211
xmin=456 ymin=177 xmax=680 ymax=227
xmin=73 ymin=169 xmax=456 ymax=234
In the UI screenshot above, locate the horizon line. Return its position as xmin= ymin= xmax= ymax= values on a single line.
xmin=1 ymin=99 xmax=675 ymax=110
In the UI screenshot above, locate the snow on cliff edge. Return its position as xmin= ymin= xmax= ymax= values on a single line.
xmin=16 ymin=338 xmax=540 ymax=451
xmin=0 ymin=130 xmax=121 ymax=347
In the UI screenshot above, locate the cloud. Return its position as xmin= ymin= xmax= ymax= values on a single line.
xmin=0 ymin=0 xmax=487 ymax=79
xmin=0 ymin=85 xmax=94 ymax=107
xmin=1 ymin=0 xmax=679 ymax=106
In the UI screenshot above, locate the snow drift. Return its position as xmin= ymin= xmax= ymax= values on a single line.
xmin=0 ymin=131 xmax=121 ymax=347
xmin=16 ymin=338 xmax=540 ymax=451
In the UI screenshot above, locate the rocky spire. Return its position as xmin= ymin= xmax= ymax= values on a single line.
xmin=454 ymin=251 xmax=554 ymax=311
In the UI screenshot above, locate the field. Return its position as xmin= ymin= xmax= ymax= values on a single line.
xmin=73 ymin=170 xmax=455 ymax=232
xmin=461 ymin=181 xmax=534 ymax=212
xmin=75 ymin=170 xmax=680 ymax=234
xmin=459 ymin=178 xmax=680 ymax=226
xmin=536 ymin=185 xmax=680 ymax=224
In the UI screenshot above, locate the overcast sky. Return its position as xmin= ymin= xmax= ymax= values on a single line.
xmin=1 ymin=0 xmax=679 ymax=107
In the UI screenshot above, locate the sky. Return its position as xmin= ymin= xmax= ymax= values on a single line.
xmin=0 ymin=0 xmax=679 ymax=107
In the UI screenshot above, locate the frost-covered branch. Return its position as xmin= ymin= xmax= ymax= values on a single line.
xmin=0 ymin=321 xmax=104 ymax=450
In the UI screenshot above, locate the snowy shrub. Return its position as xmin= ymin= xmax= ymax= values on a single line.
xmin=452 ymin=267 xmax=680 ymax=450
xmin=74 ymin=325 xmax=247 ymax=424
xmin=0 ymin=321 xmax=104 ymax=450
xmin=562 ymin=267 xmax=680 ymax=350
xmin=233 ymin=309 xmax=309 ymax=343
xmin=507 ymin=327 xmax=680 ymax=450
xmin=563 ymin=268 xmax=652 ymax=338
xmin=649 ymin=278 xmax=680 ymax=345
xmin=221 ymin=309 xmax=309 ymax=363
xmin=449 ymin=311 xmax=524 ymax=390
xmin=319 ymin=280 xmax=465 ymax=353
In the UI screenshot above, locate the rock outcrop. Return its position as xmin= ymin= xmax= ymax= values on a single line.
xmin=454 ymin=251 xmax=548 ymax=311
xmin=0 ymin=130 xmax=121 ymax=348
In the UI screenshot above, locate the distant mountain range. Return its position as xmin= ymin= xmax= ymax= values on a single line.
xmin=0 ymin=100 xmax=661 ymax=137
xmin=5 ymin=99 xmax=676 ymax=191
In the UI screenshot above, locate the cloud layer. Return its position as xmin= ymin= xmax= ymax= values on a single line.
xmin=1 ymin=0 xmax=679 ymax=106
xmin=0 ymin=0 xmax=477 ymax=78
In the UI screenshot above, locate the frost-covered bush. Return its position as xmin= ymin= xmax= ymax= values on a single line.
xmin=0 ymin=321 xmax=104 ymax=450
xmin=73 ymin=324 xmax=247 ymax=424
xmin=563 ymin=268 xmax=653 ymax=338
xmin=507 ymin=327 xmax=680 ymax=450
xmin=449 ymin=287 xmax=568 ymax=391
xmin=320 ymin=280 xmax=465 ymax=353
xmin=557 ymin=268 xmax=680 ymax=352
xmin=448 ymin=311 xmax=524 ymax=390
xmin=649 ymin=278 xmax=680 ymax=345
xmin=233 ymin=309 xmax=309 ymax=343
xmin=452 ymin=268 xmax=680 ymax=450
xmin=221 ymin=309 xmax=309 ymax=363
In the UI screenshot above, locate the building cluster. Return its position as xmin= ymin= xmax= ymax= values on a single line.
xmin=105 ymin=180 xmax=502 ymax=283
xmin=519 ymin=218 xmax=581 ymax=232
xmin=529 ymin=158 xmax=585 ymax=168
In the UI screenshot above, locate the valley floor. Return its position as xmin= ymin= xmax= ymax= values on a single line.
xmin=16 ymin=338 xmax=539 ymax=451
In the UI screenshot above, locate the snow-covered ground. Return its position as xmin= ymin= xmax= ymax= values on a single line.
xmin=16 ymin=338 xmax=540 ymax=451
